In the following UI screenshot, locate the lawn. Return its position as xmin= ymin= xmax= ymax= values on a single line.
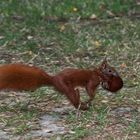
xmin=0 ymin=0 xmax=140 ymax=139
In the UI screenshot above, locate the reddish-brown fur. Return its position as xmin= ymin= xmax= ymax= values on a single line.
xmin=0 ymin=64 xmax=53 ymax=91
xmin=0 ymin=60 xmax=123 ymax=110
xmin=52 ymin=68 xmax=101 ymax=110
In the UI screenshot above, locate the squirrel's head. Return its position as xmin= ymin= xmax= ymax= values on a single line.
xmin=99 ymin=58 xmax=119 ymax=77
xmin=99 ymin=58 xmax=123 ymax=92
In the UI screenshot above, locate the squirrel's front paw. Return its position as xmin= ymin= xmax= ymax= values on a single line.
xmin=79 ymin=102 xmax=89 ymax=110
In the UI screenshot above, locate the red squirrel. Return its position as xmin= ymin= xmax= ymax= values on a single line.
xmin=0 ymin=59 xmax=123 ymax=110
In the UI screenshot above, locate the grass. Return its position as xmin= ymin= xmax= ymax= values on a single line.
xmin=0 ymin=0 xmax=138 ymax=53
xmin=0 ymin=0 xmax=140 ymax=139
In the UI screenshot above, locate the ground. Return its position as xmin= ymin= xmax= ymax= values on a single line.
xmin=0 ymin=1 xmax=140 ymax=140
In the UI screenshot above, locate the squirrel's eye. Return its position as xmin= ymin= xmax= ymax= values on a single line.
xmin=108 ymin=69 xmax=112 ymax=73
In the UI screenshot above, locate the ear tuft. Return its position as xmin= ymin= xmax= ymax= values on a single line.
xmin=101 ymin=57 xmax=108 ymax=69
xmin=103 ymin=57 xmax=107 ymax=63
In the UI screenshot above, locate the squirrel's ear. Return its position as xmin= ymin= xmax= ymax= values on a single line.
xmin=101 ymin=57 xmax=108 ymax=69
xmin=103 ymin=57 xmax=107 ymax=63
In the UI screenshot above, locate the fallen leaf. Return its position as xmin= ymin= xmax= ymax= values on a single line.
xmin=27 ymin=35 xmax=33 ymax=40
xmin=59 ymin=25 xmax=65 ymax=32
xmin=73 ymin=7 xmax=78 ymax=12
xmin=120 ymin=63 xmax=127 ymax=68
xmin=107 ymin=10 xmax=115 ymax=17
xmin=90 ymin=14 xmax=97 ymax=20
xmin=28 ymin=51 xmax=33 ymax=55
xmin=0 ymin=36 xmax=5 ymax=39
xmin=101 ymin=100 xmax=108 ymax=103
xmin=95 ymin=41 xmax=101 ymax=47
